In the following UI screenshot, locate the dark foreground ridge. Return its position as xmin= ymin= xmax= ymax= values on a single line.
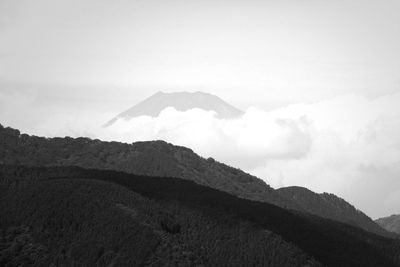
xmin=0 ymin=123 xmax=391 ymax=238
xmin=1 ymin=165 xmax=400 ymax=266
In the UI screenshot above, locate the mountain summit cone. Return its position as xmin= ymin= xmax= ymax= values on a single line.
xmin=104 ymin=91 xmax=243 ymax=127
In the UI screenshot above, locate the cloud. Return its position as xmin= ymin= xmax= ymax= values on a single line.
xmin=99 ymin=92 xmax=400 ymax=218
xmin=98 ymin=107 xmax=313 ymax=169
xmin=249 ymin=93 xmax=400 ymax=217
xmin=1 ymin=87 xmax=399 ymax=218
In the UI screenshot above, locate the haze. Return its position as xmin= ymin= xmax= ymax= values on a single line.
xmin=1 ymin=0 xmax=400 ymax=218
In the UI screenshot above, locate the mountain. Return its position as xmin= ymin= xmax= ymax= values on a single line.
xmin=277 ymin=186 xmax=390 ymax=237
xmin=0 ymin=123 xmax=391 ymax=238
xmin=1 ymin=165 xmax=400 ymax=266
xmin=376 ymin=215 xmax=400 ymax=234
xmin=104 ymin=91 xmax=243 ymax=126
xmin=0 ymin=123 xmax=296 ymax=210
xmin=0 ymin=165 xmax=321 ymax=267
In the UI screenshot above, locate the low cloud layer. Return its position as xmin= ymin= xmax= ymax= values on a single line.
xmin=248 ymin=94 xmax=400 ymax=218
xmin=99 ymin=93 xmax=400 ymax=218
xmin=1 ymin=89 xmax=399 ymax=218
xmin=100 ymin=107 xmax=313 ymax=170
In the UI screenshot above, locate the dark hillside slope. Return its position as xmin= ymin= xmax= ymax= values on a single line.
xmin=0 ymin=167 xmax=320 ymax=266
xmin=0 ymin=124 xmax=390 ymax=237
xmin=1 ymin=179 xmax=160 ymax=266
xmin=0 ymin=124 xmax=296 ymax=209
xmin=1 ymin=165 xmax=400 ymax=267
xmin=278 ymin=186 xmax=390 ymax=237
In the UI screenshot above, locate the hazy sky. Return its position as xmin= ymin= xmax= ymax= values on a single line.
xmin=1 ymin=0 xmax=400 ymax=218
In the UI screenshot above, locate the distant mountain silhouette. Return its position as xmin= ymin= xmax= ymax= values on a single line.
xmin=0 ymin=123 xmax=392 ymax=238
xmin=277 ymin=186 xmax=390 ymax=237
xmin=104 ymin=91 xmax=243 ymax=126
xmin=376 ymin=215 xmax=400 ymax=234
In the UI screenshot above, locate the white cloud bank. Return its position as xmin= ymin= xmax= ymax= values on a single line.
xmin=99 ymin=107 xmax=312 ymax=169
xmin=1 ymin=89 xmax=399 ymax=218
xmin=98 ymin=92 xmax=400 ymax=218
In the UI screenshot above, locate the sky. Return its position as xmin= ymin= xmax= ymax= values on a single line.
xmin=1 ymin=0 xmax=400 ymax=218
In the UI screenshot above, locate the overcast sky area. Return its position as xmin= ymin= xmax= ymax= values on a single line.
xmin=1 ymin=0 xmax=400 ymax=218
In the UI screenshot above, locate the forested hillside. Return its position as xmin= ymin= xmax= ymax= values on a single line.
xmin=0 ymin=124 xmax=390 ymax=238
xmin=0 ymin=166 xmax=319 ymax=266
xmin=1 ymin=165 xmax=400 ymax=266
xmin=278 ymin=186 xmax=390 ymax=237
xmin=0 ymin=124 xmax=293 ymax=209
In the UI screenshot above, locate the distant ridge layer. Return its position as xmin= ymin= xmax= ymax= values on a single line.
xmin=376 ymin=215 xmax=400 ymax=234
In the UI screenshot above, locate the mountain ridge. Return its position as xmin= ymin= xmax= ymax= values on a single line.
xmin=376 ymin=215 xmax=400 ymax=234
xmin=0 ymin=123 xmax=296 ymax=210
xmin=0 ymin=123 xmax=391 ymax=238
xmin=277 ymin=186 xmax=388 ymax=237
xmin=1 ymin=164 xmax=400 ymax=266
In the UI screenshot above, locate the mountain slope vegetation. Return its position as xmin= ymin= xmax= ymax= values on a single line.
xmin=0 ymin=123 xmax=390 ymax=238
xmin=0 ymin=165 xmax=320 ymax=266
xmin=277 ymin=186 xmax=390 ymax=237
xmin=0 ymin=124 xmax=297 ymax=210
xmin=1 ymin=165 xmax=400 ymax=266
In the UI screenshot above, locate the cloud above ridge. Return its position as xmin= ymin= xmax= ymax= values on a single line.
xmin=99 ymin=92 xmax=400 ymax=218
xmin=100 ymin=106 xmax=313 ymax=169
xmin=1 ymin=88 xmax=399 ymax=218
